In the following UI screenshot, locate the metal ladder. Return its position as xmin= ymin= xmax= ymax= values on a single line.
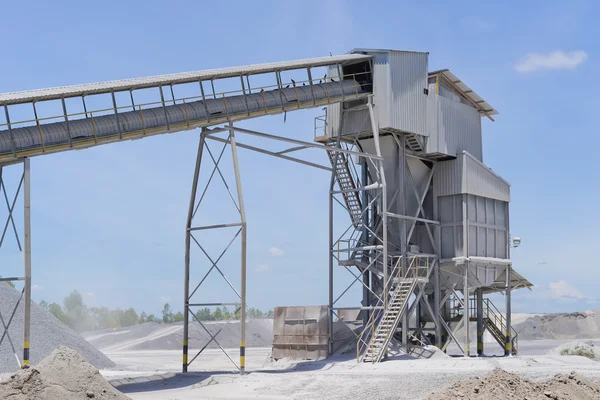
xmin=362 ymin=278 xmax=417 ymax=363
xmin=327 ymin=150 xmax=362 ymax=227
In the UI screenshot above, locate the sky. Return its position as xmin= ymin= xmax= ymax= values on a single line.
xmin=0 ymin=0 xmax=598 ymax=316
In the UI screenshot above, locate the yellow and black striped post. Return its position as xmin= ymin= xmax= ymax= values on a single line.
xmin=240 ymin=341 xmax=245 ymax=373
xmin=505 ymin=332 xmax=512 ymax=355
xmin=23 ymin=342 xmax=29 ymax=367
xmin=183 ymin=339 xmax=188 ymax=372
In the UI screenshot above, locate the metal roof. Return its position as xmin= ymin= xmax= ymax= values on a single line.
xmin=0 ymin=54 xmax=371 ymax=106
xmin=429 ymin=69 xmax=499 ymax=116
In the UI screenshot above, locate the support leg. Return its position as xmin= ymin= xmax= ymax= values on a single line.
xmin=183 ymin=131 xmax=206 ymax=372
xmin=229 ymin=124 xmax=247 ymax=374
xmin=433 ymin=260 xmax=442 ymax=348
xmin=476 ymin=288 xmax=483 ymax=356
xmin=463 ymin=262 xmax=469 ymax=357
xmin=23 ymin=158 xmax=31 ymax=368
xmin=505 ymin=265 xmax=512 ymax=356
xmin=328 ymin=173 xmax=334 ymax=356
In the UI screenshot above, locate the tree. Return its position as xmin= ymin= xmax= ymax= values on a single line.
xmin=122 ymin=308 xmax=139 ymax=327
xmin=5 ymin=280 xmax=14 ymax=288
xmin=223 ymin=306 xmax=231 ymax=320
xmin=266 ymin=310 xmax=274 ymax=319
xmin=196 ymin=308 xmax=212 ymax=321
xmin=146 ymin=314 xmax=155 ymax=322
xmin=63 ymin=290 xmax=91 ymax=331
xmin=39 ymin=300 xmax=48 ymax=310
xmin=48 ymin=303 xmax=65 ymax=322
xmin=139 ymin=312 xmax=147 ymax=324
xmin=172 ymin=311 xmax=184 ymax=323
xmin=212 ymin=307 xmax=223 ymax=321
xmin=162 ymin=303 xmax=173 ymax=323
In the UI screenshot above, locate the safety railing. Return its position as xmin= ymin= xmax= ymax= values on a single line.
xmin=355 ymin=254 xmax=431 ymax=362
xmin=0 ymin=71 xmax=373 ymax=161
xmin=467 ymin=297 xmax=519 ymax=353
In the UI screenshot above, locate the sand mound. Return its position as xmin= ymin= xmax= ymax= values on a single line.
xmin=85 ymin=319 xmax=274 ymax=352
xmin=548 ymin=341 xmax=600 ymax=360
xmin=425 ymin=369 xmax=600 ymax=400
xmin=515 ymin=311 xmax=600 ymax=340
xmin=0 ymin=346 xmax=129 ymax=400
xmin=0 ymin=284 xmax=115 ymax=373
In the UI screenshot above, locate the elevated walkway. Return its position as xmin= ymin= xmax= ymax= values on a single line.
xmin=0 ymin=54 xmax=372 ymax=164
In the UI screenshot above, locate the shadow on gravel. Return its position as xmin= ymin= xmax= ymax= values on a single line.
xmin=112 ymin=371 xmax=237 ymax=393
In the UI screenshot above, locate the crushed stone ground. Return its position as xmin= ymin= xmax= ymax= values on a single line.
xmin=425 ymin=368 xmax=600 ymax=400
xmin=0 ymin=284 xmax=115 ymax=373
xmin=0 ymin=346 xmax=129 ymax=400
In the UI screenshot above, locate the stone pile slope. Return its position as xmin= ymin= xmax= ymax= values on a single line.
xmin=0 ymin=346 xmax=129 ymax=400
xmin=425 ymin=369 xmax=600 ymax=400
xmin=0 ymin=283 xmax=115 ymax=373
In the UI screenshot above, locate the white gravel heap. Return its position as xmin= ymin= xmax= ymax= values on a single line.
xmin=0 ymin=283 xmax=115 ymax=373
xmin=0 ymin=346 xmax=129 ymax=400
xmin=548 ymin=340 xmax=600 ymax=360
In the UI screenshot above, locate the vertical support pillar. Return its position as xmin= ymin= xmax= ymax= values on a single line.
xmin=23 ymin=158 xmax=31 ymax=368
xmin=228 ymin=123 xmax=247 ymax=374
xmin=476 ymin=288 xmax=483 ymax=356
xmin=505 ymin=264 xmax=512 ymax=356
xmin=328 ymin=172 xmax=335 ymax=355
xmin=433 ymin=260 xmax=441 ymax=348
xmin=183 ymin=130 xmax=206 ymax=372
xmin=463 ymin=261 xmax=470 ymax=357
xmin=361 ymin=157 xmax=370 ymax=328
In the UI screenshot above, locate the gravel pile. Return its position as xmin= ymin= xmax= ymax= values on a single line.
xmin=548 ymin=340 xmax=600 ymax=360
xmin=516 ymin=311 xmax=600 ymax=340
xmin=0 ymin=283 xmax=115 ymax=373
xmin=0 ymin=346 xmax=129 ymax=399
xmin=425 ymin=369 xmax=600 ymax=400
xmin=85 ymin=319 xmax=274 ymax=352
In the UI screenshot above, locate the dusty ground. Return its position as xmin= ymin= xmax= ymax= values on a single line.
xmin=100 ymin=339 xmax=600 ymax=400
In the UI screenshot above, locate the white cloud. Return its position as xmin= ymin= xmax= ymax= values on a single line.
xmin=86 ymin=292 xmax=95 ymax=297
xmin=268 ymin=247 xmax=284 ymax=257
xmin=160 ymin=296 xmax=171 ymax=303
xmin=32 ymin=284 xmax=43 ymax=291
xmin=514 ymin=51 xmax=588 ymax=73
xmin=256 ymin=264 xmax=271 ymax=273
xmin=548 ymin=280 xmax=584 ymax=300
xmin=537 ymin=261 xmax=549 ymax=265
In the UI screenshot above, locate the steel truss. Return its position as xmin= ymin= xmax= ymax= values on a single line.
xmin=0 ymin=158 xmax=32 ymax=369
xmin=182 ymin=122 xmax=383 ymax=374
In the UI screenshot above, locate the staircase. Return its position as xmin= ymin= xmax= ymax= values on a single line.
xmin=469 ymin=298 xmax=518 ymax=355
xmin=403 ymin=132 xmax=425 ymax=152
xmin=359 ymin=278 xmax=418 ymax=363
xmin=327 ymin=149 xmax=362 ymax=227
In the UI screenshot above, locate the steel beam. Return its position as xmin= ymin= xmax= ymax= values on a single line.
xmin=183 ymin=130 xmax=205 ymax=372
xmin=23 ymin=158 xmax=31 ymax=367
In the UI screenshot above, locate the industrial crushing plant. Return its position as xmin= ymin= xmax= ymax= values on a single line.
xmin=0 ymin=48 xmax=531 ymax=372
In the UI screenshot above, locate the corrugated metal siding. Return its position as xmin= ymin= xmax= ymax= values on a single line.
xmin=433 ymin=155 xmax=463 ymax=197
xmin=326 ymin=65 xmax=342 ymax=137
xmin=372 ymin=52 xmax=391 ymax=130
xmin=427 ymin=94 xmax=482 ymax=159
xmin=388 ymin=51 xmax=428 ymax=136
xmin=463 ymin=153 xmax=510 ymax=202
xmin=341 ymin=108 xmax=371 ymax=135
xmin=433 ymin=152 xmax=510 ymax=202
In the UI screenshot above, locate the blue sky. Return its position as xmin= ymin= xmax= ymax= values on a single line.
xmin=0 ymin=0 xmax=598 ymax=316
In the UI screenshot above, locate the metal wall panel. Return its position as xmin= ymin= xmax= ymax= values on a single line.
xmin=433 ymin=152 xmax=510 ymax=202
xmin=427 ymin=94 xmax=482 ymax=159
xmin=388 ymin=51 xmax=428 ymax=136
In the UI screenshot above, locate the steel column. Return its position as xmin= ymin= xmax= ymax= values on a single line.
xmin=505 ymin=264 xmax=512 ymax=356
xmin=183 ymin=130 xmax=205 ymax=372
xmin=328 ymin=172 xmax=334 ymax=355
xmin=476 ymin=288 xmax=483 ymax=356
xmin=23 ymin=158 xmax=31 ymax=367
xmin=361 ymin=157 xmax=370 ymax=328
xmin=228 ymin=123 xmax=247 ymax=374
xmin=463 ymin=261 xmax=469 ymax=357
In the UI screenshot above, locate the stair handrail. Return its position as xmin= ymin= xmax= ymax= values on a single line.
xmin=482 ymin=298 xmax=519 ymax=353
xmin=356 ymin=255 xmax=423 ymax=362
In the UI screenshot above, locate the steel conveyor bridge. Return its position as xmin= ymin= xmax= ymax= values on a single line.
xmin=0 ymin=54 xmax=372 ymax=163
xmin=0 ymin=53 xmax=376 ymax=372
